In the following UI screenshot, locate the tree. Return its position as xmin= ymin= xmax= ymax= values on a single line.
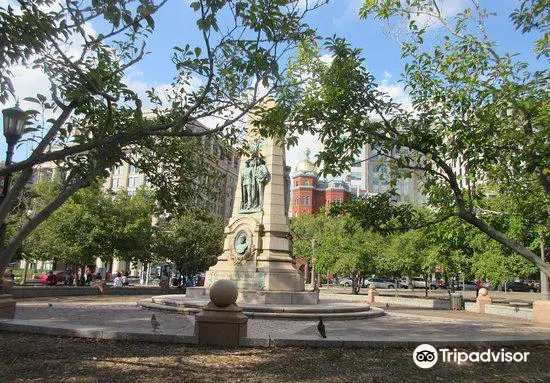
xmin=0 ymin=0 xmax=325 ymax=274
xmin=256 ymin=0 xmax=550 ymax=276
xmin=151 ymin=211 xmax=223 ymax=278
xmin=292 ymin=213 xmax=381 ymax=294
xmin=23 ymin=181 xmax=156 ymax=280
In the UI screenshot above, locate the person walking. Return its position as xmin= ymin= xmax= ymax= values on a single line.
xmin=476 ymin=279 xmax=482 ymax=298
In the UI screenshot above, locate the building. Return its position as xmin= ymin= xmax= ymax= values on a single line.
xmin=346 ymin=143 xmax=425 ymax=204
xmin=290 ymin=148 xmax=352 ymax=219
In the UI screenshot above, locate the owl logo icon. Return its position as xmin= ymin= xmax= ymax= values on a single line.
xmin=413 ymin=344 xmax=438 ymax=368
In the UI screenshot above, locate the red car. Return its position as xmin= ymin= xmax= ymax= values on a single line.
xmin=38 ymin=271 xmax=69 ymax=285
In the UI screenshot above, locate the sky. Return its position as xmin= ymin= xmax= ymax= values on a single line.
xmin=0 ymin=0 xmax=545 ymax=170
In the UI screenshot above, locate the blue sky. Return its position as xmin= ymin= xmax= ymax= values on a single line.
xmin=1 ymin=0 xmax=545 ymax=167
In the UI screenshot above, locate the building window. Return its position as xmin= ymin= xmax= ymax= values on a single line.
xmin=294 ymin=211 xmax=298 ymax=218
xmin=294 ymin=198 xmax=298 ymax=206
xmin=351 ymin=172 xmax=361 ymax=180
xmin=128 ymin=190 xmax=136 ymax=196
xmin=113 ymin=165 xmax=124 ymax=175
xmin=295 ymin=180 xmax=299 ymax=187
xmin=129 ymin=165 xmax=139 ymax=174
xmin=128 ymin=177 xmax=140 ymax=188
xmin=304 ymin=180 xmax=309 ymax=186
xmin=111 ymin=178 xmax=121 ymax=188
xmin=305 ymin=196 xmax=310 ymax=206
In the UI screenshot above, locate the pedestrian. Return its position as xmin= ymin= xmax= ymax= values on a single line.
xmin=113 ymin=272 xmax=123 ymax=288
xmin=94 ymin=273 xmax=106 ymax=295
xmin=160 ymin=272 xmax=170 ymax=294
xmin=476 ymin=279 xmax=482 ymax=298
xmin=121 ymin=273 xmax=129 ymax=286
xmin=105 ymin=270 xmax=110 ymax=283
xmin=85 ymin=269 xmax=92 ymax=285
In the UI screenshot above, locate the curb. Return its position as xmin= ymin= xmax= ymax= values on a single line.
xmin=2 ymin=319 xmax=550 ymax=348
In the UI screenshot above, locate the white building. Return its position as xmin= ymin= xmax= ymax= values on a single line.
xmin=346 ymin=143 xmax=425 ymax=204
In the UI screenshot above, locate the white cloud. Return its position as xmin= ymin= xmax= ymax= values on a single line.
xmin=286 ymin=132 xmax=324 ymax=169
xmin=319 ymin=54 xmax=334 ymax=65
xmin=1 ymin=0 xmax=96 ymax=109
xmin=418 ymin=0 xmax=469 ymax=29
xmin=377 ymin=70 xmax=412 ymax=111
xmin=333 ymin=0 xmax=363 ymax=27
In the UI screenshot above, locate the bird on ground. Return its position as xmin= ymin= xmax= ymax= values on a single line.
xmin=151 ymin=314 xmax=161 ymax=332
xmin=317 ymin=317 xmax=326 ymax=338
xmin=48 ymin=303 xmax=53 ymax=307
xmin=386 ymin=303 xmax=390 ymax=308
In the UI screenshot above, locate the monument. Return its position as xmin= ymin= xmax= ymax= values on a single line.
xmin=187 ymin=118 xmax=319 ymax=305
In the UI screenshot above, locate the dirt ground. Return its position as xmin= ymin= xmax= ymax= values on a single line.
xmin=0 ymin=332 xmax=549 ymax=383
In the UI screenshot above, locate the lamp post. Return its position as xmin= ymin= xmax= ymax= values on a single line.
xmin=0 ymin=102 xmax=27 ymax=257
xmin=311 ymin=238 xmax=317 ymax=289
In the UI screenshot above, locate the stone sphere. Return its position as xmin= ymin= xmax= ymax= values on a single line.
xmin=209 ymin=279 xmax=238 ymax=307
xmin=478 ymin=287 xmax=488 ymax=297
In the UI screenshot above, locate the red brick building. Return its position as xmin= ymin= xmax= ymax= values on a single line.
xmin=291 ymin=149 xmax=352 ymax=219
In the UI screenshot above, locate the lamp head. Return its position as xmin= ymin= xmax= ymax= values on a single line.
xmin=2 ymin=102 xmax=27 ymax=145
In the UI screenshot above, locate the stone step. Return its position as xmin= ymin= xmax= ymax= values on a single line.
xmin=139 ymin=297 xmax=385 ymax=321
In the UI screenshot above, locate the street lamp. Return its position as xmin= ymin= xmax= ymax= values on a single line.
xmin=1 ymin=102 xmax=27 ymax=250
xmin=311 ymin=238 xmax=317 ymax=289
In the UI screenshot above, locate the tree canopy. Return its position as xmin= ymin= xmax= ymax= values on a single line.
xmin=257 ymin=0 xmax=549 ymax=275
xmin=0 ymin=0 xmax=326 ymax=273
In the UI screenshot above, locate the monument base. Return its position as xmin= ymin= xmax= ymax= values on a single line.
xmin=186 ymin=287 xmax=319 ymax=305
xmin=195 ymin=302 xmax=248 ymax=346
xmin=0 ymin=294 xmax=16 ymax=319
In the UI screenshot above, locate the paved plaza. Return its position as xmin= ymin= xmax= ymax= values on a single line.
xmin=3 ymin=294 xmax=550 ymax=346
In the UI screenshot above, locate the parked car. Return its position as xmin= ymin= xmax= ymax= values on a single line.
xmin=339 ymin=278 xmax=353 ymax=287
xmin=458 ymin=281 xmax=478 ymax=291
xmin=38 ymin=270 xmax=70 ymax=285
xmin=364 ymin=277 xmax=396 ymax=289
xmin=500 ymin=282 xmax=539 ymax=292
xmin=399 ymin=277 xmax=438 ymax=290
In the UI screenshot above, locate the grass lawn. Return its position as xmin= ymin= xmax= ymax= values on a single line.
xmin=0 ymin=332 xmax=549 ymax=382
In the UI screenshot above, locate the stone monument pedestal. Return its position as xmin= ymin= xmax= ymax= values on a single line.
xmin=187 ymin=286 xmax=318 ymax=305
xmin=194 ymin=280 xmax=248 ymax=346
xmin=476 ymin=288 xmax=492 ymax=314
xmin=0 ymin=294 xmax=16 ymax=319
xmin=0 ymin=278 xmax=16 ymax=319
xmin=202 ymin=118 xmax=319 ymax=305
xmin=366 ymin=287 xmax=378 ymax=304
xmin=533 ymin=300 xmax=550 ymax=324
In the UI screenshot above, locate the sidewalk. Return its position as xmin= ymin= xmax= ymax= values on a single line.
xmin=2 ymin=295 xmax=550 ymax=347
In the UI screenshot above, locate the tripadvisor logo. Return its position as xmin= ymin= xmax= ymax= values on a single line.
xmin=413 ymin=344 xmax=438 ymax=369
xmin=413 ymin=344 xmax=530 ymax=369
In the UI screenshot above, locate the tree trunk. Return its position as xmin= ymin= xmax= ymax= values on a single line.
xmin=541 ymin=234 xmax=549 ymax=296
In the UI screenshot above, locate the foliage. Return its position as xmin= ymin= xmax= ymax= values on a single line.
xmin=23 ymin=180 xmax=155 ymax=269
xmin=257 ymin=0 xmax=550 ymax=275
xmin=292 ymin=213 xmax=383 ymax=294
xmin=151 ymin=211 xmax=223 ymax=277
xmin=0 ymin=0 xmax=326 ymax=272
